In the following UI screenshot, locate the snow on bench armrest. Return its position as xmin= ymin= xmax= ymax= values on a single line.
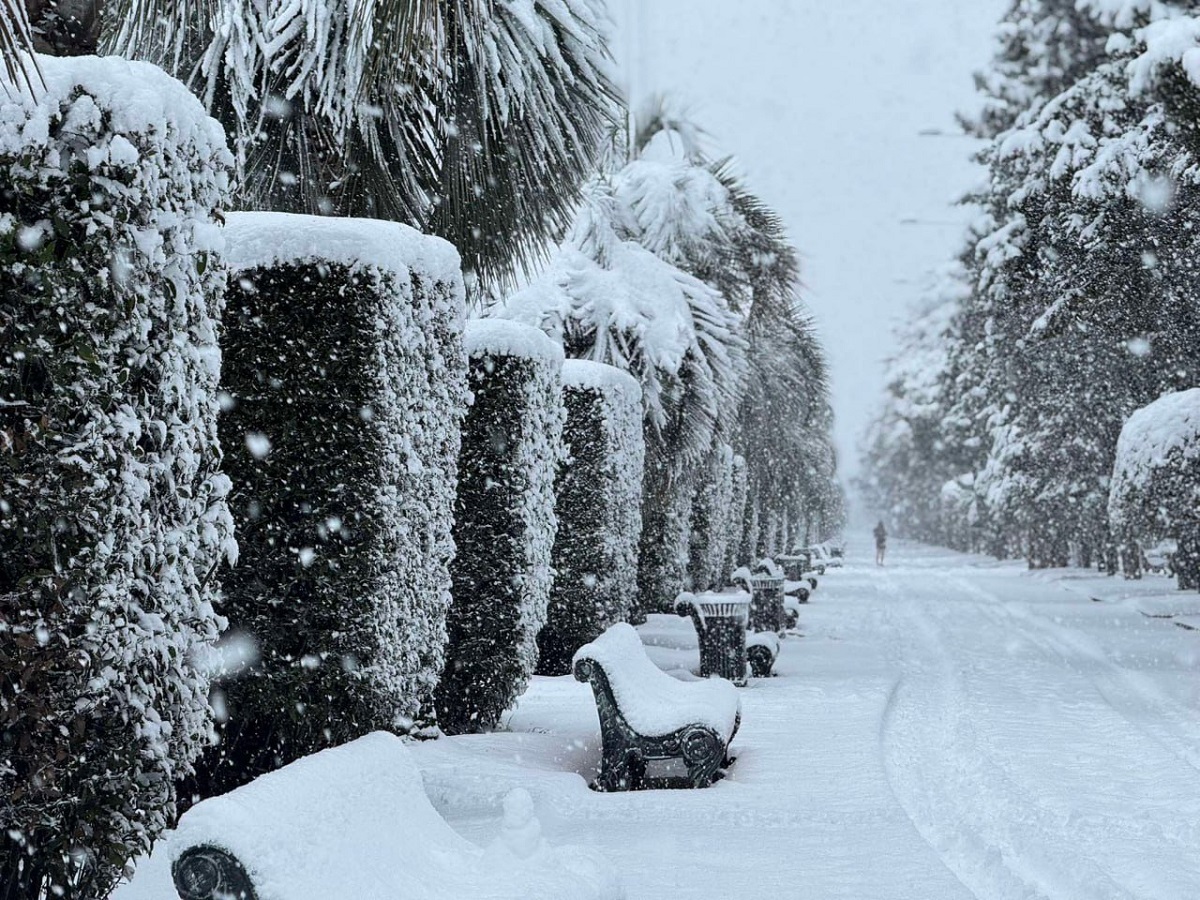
xmin=746 ymin=631 xmax=781 ymax=655
xmin=573 ymin=623 xmax=740 ymax=742
xmin=170 ymin=732 xmax=620 ymax=900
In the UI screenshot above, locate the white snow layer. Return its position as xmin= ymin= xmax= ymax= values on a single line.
xmin=573 ymin=623 xmax=740 ymax=740
xmin=171 ymin=732 xmax=622 ymax=900
xmin=222 ymin=211 xmax=463 ymax=292
xmin=560 ymin=358 xmax=643 ymax=404
xmin=0 ymin=54 xmax=229 ymax=163
xmin=1111 ymin=388 xmax=1200 ymax=493
xmin=464 ymin=318 xmax=565 ymax=364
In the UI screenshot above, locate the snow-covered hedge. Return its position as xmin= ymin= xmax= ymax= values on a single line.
xmin=724 ymin=453 xmax=749 ymax=576
xmin=200 ymin=212 xmax=467 ymax=791
xmin=536 ymin=360 xmax=644 ymax=675
xmin=688 ymin=442 xmax=736 ymax=592
xmin=1109 ymin=389 xmax=1200 ymax=589
xmin=434 ymin=320 xmax=566 ymax=734
xmin=0 ymin=56 xmax=234 ymax=898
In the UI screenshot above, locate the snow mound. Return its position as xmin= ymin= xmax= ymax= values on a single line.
xmin=560 ymin=358 xmax=643 ymax=403
xmin=573 ymin=624 xmax=740 ymax=741
xmin=171 ymin=732 xmax=622 ymax=900
xmin=222 ymin=211 xmax=463 ymax=289
xmin=465 ymin=319 xmax=565 ymax=364
xmin=1111 ymin=388 xmax=1200 ymax=492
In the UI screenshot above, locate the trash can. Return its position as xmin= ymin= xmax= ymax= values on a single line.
xmin=748 ymin=573 xmax=786 ymax=634
xmin=675 ymin=591 xmax=751 ymax=686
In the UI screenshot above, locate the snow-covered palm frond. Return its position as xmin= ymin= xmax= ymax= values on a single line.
xmin=0 ymin=0 xmax=41 ymax=95
xmin=105 ymin=0 xmax=620 ymax=288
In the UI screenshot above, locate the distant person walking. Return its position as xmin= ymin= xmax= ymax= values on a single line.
xmin=874 ymin=520 xmax=888 ymax=566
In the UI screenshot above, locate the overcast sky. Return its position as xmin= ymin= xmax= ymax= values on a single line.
xmin=611 ymin=0 xmax=1007 ymax=483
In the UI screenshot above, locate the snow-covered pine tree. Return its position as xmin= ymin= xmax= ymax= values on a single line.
xmin=858 ymin=267 xmax=966 ymax=548
xmin=193 ymin=212 xmax=467 ymax=796
xmin=0 ymin=56 xmax=234 ymax=899
xmin=1110 ymin=388 xmax=1200 ymax=589
xmin=435 ymin=320 xmax=566 ymax=735
xmin=536 ymin=359 xmax=643 ymax=675
xmin=967 ymin=12 xmax=1200 ymax=563
xmin=106 ymin=0 xmax=621 ymax=287
xmin=964 ymin=0 xmax=1113 ymax=139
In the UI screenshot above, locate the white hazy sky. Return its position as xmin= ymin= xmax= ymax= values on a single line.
xmin=612 ymin=0 xmax=1007 ymax=480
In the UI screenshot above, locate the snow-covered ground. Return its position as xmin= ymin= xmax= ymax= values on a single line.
xmin=117 ymin=535 xmax=1200 ymax=899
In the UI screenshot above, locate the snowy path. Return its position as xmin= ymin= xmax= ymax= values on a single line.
xmin=116 ymin=537 xmax=1200 ymax=899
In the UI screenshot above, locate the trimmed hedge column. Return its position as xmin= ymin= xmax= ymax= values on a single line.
xmin=435 ymin=320 xmax=566 ymax=734
xmin=688 ymin=441 xmax=736 ymax=591
xmin=0 ymin=57 xmax=234 ymax=899
xmin=196 ymin=212 xmax=468 ymax=794
xmin=536 ymin=360 xmax=645 ymax=675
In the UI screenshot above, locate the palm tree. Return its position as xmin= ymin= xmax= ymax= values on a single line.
xmin=1 ymin=0 xmax=40 ymax=93
xmin=104 ymin=0 xmax=620 ymax=288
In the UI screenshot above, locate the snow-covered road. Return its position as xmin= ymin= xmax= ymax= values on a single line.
xmin=116 ymin=536 xmax=1200 ymax=899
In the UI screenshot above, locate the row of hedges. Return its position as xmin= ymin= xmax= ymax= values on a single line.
xmin=0 ymin=56 xmax=652 ymax=897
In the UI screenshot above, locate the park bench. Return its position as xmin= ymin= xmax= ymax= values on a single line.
xmin=674 ymin=590 xmax=751 ymax=685
xmin=573 ymin=623 xmax=741 ymax=791
xmin=747 ymin=631 xmax=781 ymax=677
xmin=170 ymin=732 xmax=619 ymax=900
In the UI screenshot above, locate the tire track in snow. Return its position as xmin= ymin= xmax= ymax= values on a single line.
xmin=875 ymin=566 xmax=1149 ymax=900
xmin=940 ymin=569 xmax=1200 ymax=779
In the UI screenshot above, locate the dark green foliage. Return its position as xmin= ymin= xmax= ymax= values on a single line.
xmin=193 ymin=244 xmax=466 ymax=795
xmin=0 ymin=59 xmax=232 ymax=900
xmin=436 ymin=343 xmax=563 ymax=734
xmin=538 ymin=371 xmax=643 ymax=675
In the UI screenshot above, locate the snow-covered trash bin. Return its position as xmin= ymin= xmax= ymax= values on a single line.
xmin=537 ymin=360 xmax=644 ymax=675
xmin=1110 ymin=389 xmax=1200 ymax=590
xmin=0 ymin=54 xmax=234 ymax=897
xmin=199 ymin=212 xmax=468 ymax=796
xmin=674 ymin=590 xmax=751 ymax=685
xmin=170 ymin=732 xmax=623 ymax=900
xmin=573 ymin=623 xmax=740 ymax=791
xmin=435 ymin=320 xmax=566 ymax=735
xmin=732 ymin=561 xmax=787 ymax=634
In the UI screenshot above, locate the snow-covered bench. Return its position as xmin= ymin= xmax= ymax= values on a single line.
xmin=674 ymin=590 xmax=751 ymax=686
xmin=747 ymin=631 xmax=781 ymax=678
xmin=573 ymin=624 xmax=740 ymax=791
xmin=170 ymin=732 xmax=621 ymax=900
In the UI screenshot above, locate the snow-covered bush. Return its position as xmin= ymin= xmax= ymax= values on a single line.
xmin=198 ymin=212 xmax=467 ymax=792
xmin=1109 ymin=389 xmax=1200 ymax=589
xmin=688 ymin=442 xmax=736 ymax=591
xmin=537 ymin=360 xmax=644 ymax=675
xmin=435 ymin=321 xmax=565 ymax=734
xmin=0 ymin=56 xmax=233 ymax=898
